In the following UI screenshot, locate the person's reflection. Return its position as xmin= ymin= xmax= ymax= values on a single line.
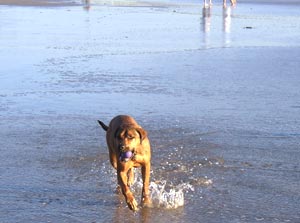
xmin=202 ymin=6 xmax=212 ymax=48
xmin=223 ymin=6 xmax=232 ymax=46
xmin=202 ymin=6 xmax=212 ymax=33
xmin=83 ymin=0 xmax=91 ymax=11
xmin=201 ymin=6 xmax=233 ymax=48
xmin=112 ymin=202 xmax=151 ymax=223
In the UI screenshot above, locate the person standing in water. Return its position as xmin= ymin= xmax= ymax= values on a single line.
xmin=223 ymin=0 xmax=236 ymax=7
xmin=204 ymin=0 xmax=236 ymax=8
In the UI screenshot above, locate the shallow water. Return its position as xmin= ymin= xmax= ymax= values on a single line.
xmin=0 ymin=1 xmax=300 ymax=223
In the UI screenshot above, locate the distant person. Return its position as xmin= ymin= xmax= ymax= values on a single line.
xmin=204 ymin=0 xmax=236 ymax=8
xmin=223 ymin=0 xmax=236 ymax=7
xmin=203 ymin=0 xmax=212 ymax=8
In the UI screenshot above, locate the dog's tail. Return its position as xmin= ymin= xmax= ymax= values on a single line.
xmin=97 ymin=120 xmax=109 ymax=131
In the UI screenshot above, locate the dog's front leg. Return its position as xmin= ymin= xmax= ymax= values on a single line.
xmin=127 ymin=168 xmax=135 ymax=187
xmin=118 ymin=169 xmax=139 ymax=211
xmin=141 ymin=162 xmax=152 ymax=207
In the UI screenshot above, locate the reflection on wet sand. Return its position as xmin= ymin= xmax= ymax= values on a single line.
xmin=112 ymin=200 xmax=185 ymax=223
xmin=201 ymin=6 xmax=233 ymax=47
xmin=202 ymin=7 xmax=212 ymax=33
xmin=202 ymin=7 xmax=212 ymax=47
xmin=112 ymin=205 xmax=152 ymax=223
xmin=223 ymin=6 xmax=232 ymax=34
xmin=83 ymin=0 xmax=90 ymax=10
xmin=223 ymin=6 xmax=232 ymax=46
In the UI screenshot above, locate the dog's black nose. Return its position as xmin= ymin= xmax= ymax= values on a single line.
xmin=119 ymin=145 xmax=125 ymax=151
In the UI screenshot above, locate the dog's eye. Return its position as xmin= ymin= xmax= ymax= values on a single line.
xmin=127 ymin=135 xmax=134 ymax=139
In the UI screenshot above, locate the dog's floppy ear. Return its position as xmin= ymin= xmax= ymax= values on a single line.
xmin=136 ymin=127 xmax=147 ymax=143
xmin=98 ymin=120 xmax=109 ymax=131
xmin=114 ymin=127 xmax=122 ymax=138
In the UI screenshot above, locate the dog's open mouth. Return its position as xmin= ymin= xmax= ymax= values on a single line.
xmin=119 ymin=150 xmax=134 ymax=162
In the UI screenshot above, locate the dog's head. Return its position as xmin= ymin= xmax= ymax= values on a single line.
xmin=114 ymin=125 xmax=147 ymax=152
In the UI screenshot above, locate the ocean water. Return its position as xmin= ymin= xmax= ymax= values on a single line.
xmin=0 ymin=1 xmax=300 ymax=222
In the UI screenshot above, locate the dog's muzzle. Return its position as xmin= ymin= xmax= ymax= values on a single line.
xmin=119 ymin=146 xmax=135 ymax=162
xmin=119 ymin=145 xmax=127 ymax=152
xmin=119 ymin=150 xmax=134 ymax=162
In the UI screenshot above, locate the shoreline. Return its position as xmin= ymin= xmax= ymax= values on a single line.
xmin=1 ymin=0 xmax=300 ymax=7
xmin=0 ymin=0 xmax=80 ymax=6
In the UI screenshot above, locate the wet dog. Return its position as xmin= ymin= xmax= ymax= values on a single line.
xmin=98 ymin=115 xmax=152 ymax=211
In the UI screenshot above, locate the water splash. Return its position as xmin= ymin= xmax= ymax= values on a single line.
xmin=134 ymin=179 xmax=194 ymax=209
xmin=149 ymin=180 xmax=194 ymax=209
xmin=99 ymin=162 xmax=196 ymax=209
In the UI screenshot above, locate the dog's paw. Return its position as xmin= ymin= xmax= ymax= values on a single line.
xmin=142 ymin=195 xmax=153 ymax=208
xmin=126 ymin=194 xmax=139 ymax=211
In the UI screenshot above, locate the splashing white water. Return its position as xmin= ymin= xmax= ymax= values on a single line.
xmin=99 ymin=162 xmax=196 ymax=209
xmin=135 ymin=179 xmax=194 ymax=209
xmin=150 ymin=180 xmax=194 ymax=209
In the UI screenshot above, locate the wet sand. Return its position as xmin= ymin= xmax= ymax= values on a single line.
xmin=1 ymin=0 xmax=300 ymax=222
xmin=0 ymin=0 xmax=80 ymax=6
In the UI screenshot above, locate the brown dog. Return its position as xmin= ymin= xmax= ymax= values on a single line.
xmin=98 ymin=115 xmax=152 ymax=211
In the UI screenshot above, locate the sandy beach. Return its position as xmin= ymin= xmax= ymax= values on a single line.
xmin=1 ymin=0 xmax=300 ymax=222
xmin=0 ymin=0 xmax=80 ymax=6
